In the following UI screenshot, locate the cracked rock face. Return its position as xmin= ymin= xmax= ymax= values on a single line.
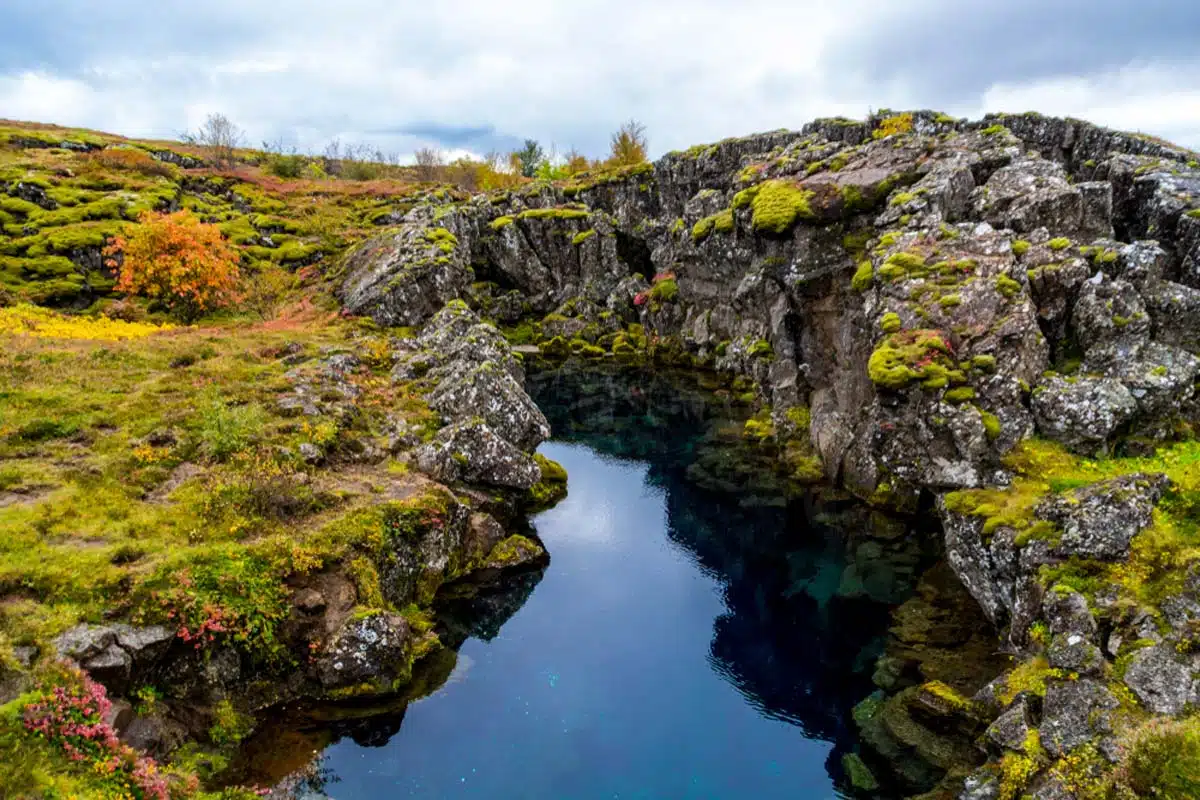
xmin=334 ymin=110 xmax=1200 ymax=797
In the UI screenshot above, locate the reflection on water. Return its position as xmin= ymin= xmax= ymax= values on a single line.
xmin=240 ymin=362 xmax=938 ymax=799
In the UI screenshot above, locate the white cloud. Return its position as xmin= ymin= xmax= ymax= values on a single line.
xmin=976 ymin=63 xmax=1200 ymax=149
xmin=0 ymin=1 xmax=1198 ymax=157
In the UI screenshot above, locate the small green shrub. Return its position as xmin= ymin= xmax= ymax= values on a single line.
xmin=193 ymin=394 xmax=267 ymax=462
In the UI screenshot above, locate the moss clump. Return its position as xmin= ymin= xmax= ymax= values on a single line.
xmin=486 ymin=535 xmax=543 ymax=566
xmin=995 ymin=273 xmax=1022 ymax=299
xmin=944 ymin=386 xmax=976 ymax=403
xmin=649 ymin=278 xmax=679 ymax=303
xmin=691 ymin=209 xmax=735 ymax=241
xmin=841 ymin=753 xmax=879 ymax=791
xmin=997 ymin=752 xmax=1040 ymax=800
xmin=1048 ymin=237 xmax=1071 ymax=251
xmin=749 ymin=180 xmax=815 ymax=235
xmin=972 ymin=354 xmax=997 ymax=372
xmin=938 ymin=293 xmax=962 ymax=308
xmin=877 ymin=250 xmax=928 ymax=282
xmin=527 ymin=454 xmax=568 ymax=511
xmin=571 ymin=229 xmax=596 ymax=246
xmin=538 ymin=336 xmax=571 ymax=357
xmin=785 ymin=406 xmax=811 ymax=433
xmin=743 ymin=410 xmax=774 ymax=441
xmin=852 ymin=260 xmax=875 ymax=292
xmin=880 ymin=312 xmax=902 ymax=333
xmin=488 ymin=216 xmax=514 ymax=231
xmin=980 ymin=409 xmax=1002 ymax=440
xmin=517 ymin=207 xmax=590 ymax=222
xmin=994 ymin=657 xmax=1063 ymax=705
xmin=749 ymin=338 xmax=774 ymax=359
xmin=867 ymin=329 xmax=955 ymax=390
xmin=980 ymin=124 xmax=1008 ymax=136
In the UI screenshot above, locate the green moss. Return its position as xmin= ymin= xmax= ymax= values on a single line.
xmin=938 ymin=294 xmax=962 ymax=308
xmin=980 ymin=409 xmax=1002 ymax=440
xmin=571 ymin=229 xmax=596 ymax=246
xmin=743 ymin=411 xmax=774 ymax=441
xmin=649 ymin=278 xmax=679 ymax=303
xmin=868 ymin=329 xmax=954 ymax=390
xmin=877 ymin=250 xmax=928 ymax=282
xmin=944 ymin=387 xmax=976 ymax=403
xmin=1048 ymin=237 xmax=1071 ymax=251
xmin=691 ymin=209 xmax=735 ymax=241
xmin=980 ymin=124 xmax=1008 ymax=136
xmin=488 ymin=215 xmax=514 ymax=231
xmin=749 ymin=338 xmax=774 ymax=359
xmin=424 ymin=227 xmax=458 ymax=253
xmin=749 ymin=180 xmax=814 ymax=235
xmin=517 ymin=207 xmax=590 ymax=222
xmin=527 ymin=454 xmax=568 ymax=511
xmin=486 ymin=535 xmax=542 ymax=566
xmin=845 ymin=260 xmax=874 ymax=294
xmin=972 ymin=354 xmax=997 ymax=372
xmin=995 ymin=273 xmax=1022 ymax=299
xmin=841 ymin=753 xmax=879 ymax=791
xmin=880 ymin=312 xmax=902 ymax=333
xmin=1011 ymin=239 xmax=1031 ymax=256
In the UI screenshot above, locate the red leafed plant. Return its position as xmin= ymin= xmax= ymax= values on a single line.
xmin=23 ymin=668 xmax=171 ymax=799
xmin=104 ymin=210 xmax=242 ymax=323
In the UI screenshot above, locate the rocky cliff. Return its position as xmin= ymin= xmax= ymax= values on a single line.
xmin=340 ymin=110 xmax=1200 ymax=799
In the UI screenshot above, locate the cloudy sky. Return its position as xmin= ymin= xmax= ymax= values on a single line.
xmin=2 ymin=0 xmax=1199 ymax=161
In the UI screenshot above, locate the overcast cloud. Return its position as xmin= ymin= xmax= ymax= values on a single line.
xmin=1 ymin=0 xmax=1197 ymax=162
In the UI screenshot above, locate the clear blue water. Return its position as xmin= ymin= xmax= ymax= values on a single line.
xmin=247 ymin=364 xmax=927 ymax=799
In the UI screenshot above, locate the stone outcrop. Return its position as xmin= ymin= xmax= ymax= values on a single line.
xmin=404 ymin=302 xmax=551 ymax=488
xmin=339 ymin=110 xmax=1200 ymax=507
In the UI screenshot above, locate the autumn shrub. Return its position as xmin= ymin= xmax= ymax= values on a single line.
xmin=104 ymin=210 xmax=241 ymax=322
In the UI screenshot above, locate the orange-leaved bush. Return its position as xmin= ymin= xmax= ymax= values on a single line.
xmin=104 ymin=210 xmax=241 ymax=322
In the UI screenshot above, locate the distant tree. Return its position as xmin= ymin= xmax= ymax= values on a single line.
xmin=563 ymin=149 xmax=592 ymax=175
xmin=512 ymin=139 xmax=545 ymax=178
xmin=183 ymin=113 xmax=243 ymax=169
xmin=104 ymin=210 xmax=241 ymax=322
xmin=445 ymin=157 xmax=481 ymax=191
xmin=413 ymin=147 xmax=445 ymax=182
xmin=608 ymin=119 xmax=648 ymax=166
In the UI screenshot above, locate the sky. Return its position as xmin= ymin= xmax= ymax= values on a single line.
xmin=1 ymin=0 xmax=1199 ymax=162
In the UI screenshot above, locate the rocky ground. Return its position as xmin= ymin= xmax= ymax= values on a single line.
xmin=336 ymin=110 xmax=1200 ymax=799
xmin=2 ymin=110 xmax=1200 ymax=798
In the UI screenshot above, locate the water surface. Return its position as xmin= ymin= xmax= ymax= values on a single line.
xmin=256 ymin=364 xmax=930 ymax=799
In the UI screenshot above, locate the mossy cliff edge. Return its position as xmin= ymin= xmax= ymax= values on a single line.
xmin=3 ymin=110 xmax=1200 ymax=797
xmin=339 ymin=110 xmax=1200 ymax=799
xmin=0 ymin=299 xmax=562 ymax=794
